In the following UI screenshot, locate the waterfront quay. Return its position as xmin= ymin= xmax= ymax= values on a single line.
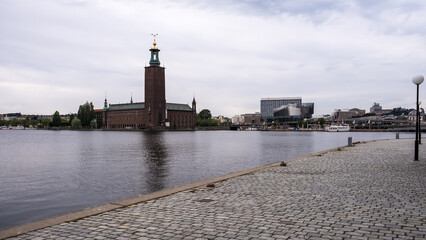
xmin=2 ymin=139 xmax=425 ymax=239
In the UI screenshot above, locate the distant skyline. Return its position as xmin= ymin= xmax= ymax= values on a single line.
xmin=1 ymin=0 xmax=425 ymax=117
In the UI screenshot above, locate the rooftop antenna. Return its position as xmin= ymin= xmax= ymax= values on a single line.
xmin=151 ymin=33 xmax=158 ymax=41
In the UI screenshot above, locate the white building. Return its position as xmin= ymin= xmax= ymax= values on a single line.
xmin=232 ymin=115 xmax=245 ymax=125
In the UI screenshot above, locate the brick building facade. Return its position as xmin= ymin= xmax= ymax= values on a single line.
xmin=100 ymin=40 xmax=196 ymax=130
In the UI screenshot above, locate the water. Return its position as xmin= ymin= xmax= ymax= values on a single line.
xmin=0 ymin=130 xmax=413 ymax=230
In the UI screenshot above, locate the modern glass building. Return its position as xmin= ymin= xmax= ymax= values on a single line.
xmin=260 ymin=97 xmax=302 ymax=122
xmin=273 ymin=102 xmax=315 ymax=121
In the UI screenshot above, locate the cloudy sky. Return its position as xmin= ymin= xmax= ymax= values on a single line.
xmin=1 ymin=0 xmax=425 ymax=117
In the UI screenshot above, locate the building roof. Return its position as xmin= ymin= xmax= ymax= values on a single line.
xmin=166 ymin=103 xmax=193 ymax=111
xmin=261 ymin=97 xmax=302 ymax=101
xmin=105 ymin=102 xmax=192 ymax=112
xmin=107 ymin=102 xmax=145 ymax=111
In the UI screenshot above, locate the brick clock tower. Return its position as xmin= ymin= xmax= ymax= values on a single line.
xmin=145 ymin=38 xmax=166 ymax=127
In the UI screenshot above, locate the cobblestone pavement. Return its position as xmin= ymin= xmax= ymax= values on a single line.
xmin=6 ymin=139 xmax=426 ymax=239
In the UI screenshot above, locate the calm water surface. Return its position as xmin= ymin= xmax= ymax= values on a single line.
xmin=0 ymin=130 xmax=413 ymax=229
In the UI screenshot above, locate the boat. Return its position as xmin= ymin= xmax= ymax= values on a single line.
xmin=8 ymin=125 xmax=25 ymax=130
xmin=325 ymin=124 xmax=350 ymax=132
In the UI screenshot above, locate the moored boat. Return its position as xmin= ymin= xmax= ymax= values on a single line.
xmin=325 ymin=124 xmax=350 ymax=132
xmin=5 ymin=125 xmax=25 ymax=130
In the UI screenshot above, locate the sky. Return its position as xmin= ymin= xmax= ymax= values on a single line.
xmin=1 ymin=0 xmax=425 ymax=117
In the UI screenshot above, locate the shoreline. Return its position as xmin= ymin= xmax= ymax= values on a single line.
xmin=0 ymin=127 xmax=420 ymax=132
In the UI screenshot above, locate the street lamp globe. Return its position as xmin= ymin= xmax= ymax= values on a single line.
xmin=413 ymin=75 xmax=424 ymax=85
xmin=413 ymin=74 xmax=424 ymax=161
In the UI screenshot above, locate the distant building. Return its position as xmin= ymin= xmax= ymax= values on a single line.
xmin=232 ymin=115 xmax=244 ymax=125
xmin=301 ymin=103 xmax=315 ymax=119
xmin=408 ymin=108 xmax=425 ymax=123
xmin=370 ymin=102 xmax=392 ymax=115
xmin=274 ymin=104 xmax=300 ymax=116
xmin=261 ymin=97 xmax=302 ymax=122
xmin=333 ymin=108 xmax=366 ymax=121
xmin=2 ymin=113 xmax=22 ymax=121
xmin=370 ymin=102 xmax=382 ymax=113
xmin=214 ymin=115 xmax=230 ymax=124
xmin=100 ymin=40 xmax=196 ymax=129
xmin=232 ymin=113 xmax=261 ymax=125
xmin=94 ymin=109 xmax=103 ymax=128
xmin=273 ymin=103 xmax=314 ymax=121
xmin=408 ymin=110 xmax=416 ymax=122
xmin=243 ymin=113 xmax=261 ymax=125
xmin=260 ymin=97 xmax=314 ymax=122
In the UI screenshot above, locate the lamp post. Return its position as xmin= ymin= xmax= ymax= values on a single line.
xmin=420 ymin=105 xmax=422 ymax=144
xmin=412 ymin=75 xmax=424 ymax=161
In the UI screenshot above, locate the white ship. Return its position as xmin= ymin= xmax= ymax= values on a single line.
xmin=325 ymin=124 xmax=350 ymax=132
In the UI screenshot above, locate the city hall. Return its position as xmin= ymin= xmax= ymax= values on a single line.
xmin=100 ymin=39 xmax=196 ymax=130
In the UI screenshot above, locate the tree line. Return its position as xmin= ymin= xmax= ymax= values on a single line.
xmin=197 ymin=109 xmax=221 ymax=126
xmin=0 ymin=101 xmax=96 ymax=129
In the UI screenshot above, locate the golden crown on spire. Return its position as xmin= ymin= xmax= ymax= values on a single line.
xmin=151 ymin=33 xmax=158 ymax=49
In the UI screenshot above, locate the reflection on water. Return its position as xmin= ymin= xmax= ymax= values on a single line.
xmin=260 ymin=131 xmax=316 ymax=161
xmin=0 ymin=130 xmax=414 ymax=230
xmin=142 ymin=132 xmax=169 ymax=192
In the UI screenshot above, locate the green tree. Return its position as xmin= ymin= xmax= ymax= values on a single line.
xmin=41 ymin=118 xmax=51 ymax=128
xmin=221 ymin=118 xmax=231 ymax=126
xmin=197 ymin=118 xmax=220 ymax=126
xmin=71 ymin=118 xmax=82 ymax=129
xmin=317 ymin=118 xmax=325 ymax=126
xmin=198 ymin=109 xmax=212 ymax=120
xmin=22 ymin=118 xmax=30 ymax=128
xmin=28 ymin=119 xmax=39 ymax=128
xmin=52 ymin=111 xmax=61 ymax=127
xmin=61 ymin=119 xmax=70 ymax=127
xmin=69 ymin=114 xmax=75 ymax=126
xmin=10 ymin=118 xmax=20 ymax=126
xmin=77 ymin=101 xmax=94 ymax=127
xmin=90 ymin=119 xmax=97 ymax=129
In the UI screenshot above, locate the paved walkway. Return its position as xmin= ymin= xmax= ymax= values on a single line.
xmin=3 ymin=139 xmax=426 ymax=239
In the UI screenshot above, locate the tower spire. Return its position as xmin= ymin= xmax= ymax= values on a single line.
xmin=149 ymin=33 xmax=160 ymax=66
xmin=130 ymin=92 xmax=133 ymax=104
xmin=103 ymin=93 xmax=108 ymax=110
